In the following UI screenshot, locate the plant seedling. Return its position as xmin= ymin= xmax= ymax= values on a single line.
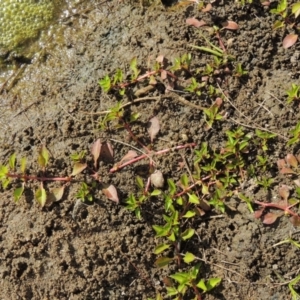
xmin=286 ymin=83 xmax=300 ymax=104
xmin=254 ymin=185 xmax=300 ymax=226
xmin=165 ymin=263 xmax=221 ymax=299
xmin=288 ymin=122 xmax=300 ymax=146
xmin=0 ymin=139 xmax=119 ymax=206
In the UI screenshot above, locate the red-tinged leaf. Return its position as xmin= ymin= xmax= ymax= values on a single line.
xmin=222 ymin=21 xmax=239 ymax=30
xmin=150 ymin=170 xmax=165 ymax=188
xmin=278 ymin=185 xmax=290 ymax=201
xmin=120 ymin=150 xmax=138 ymax=164
xmin=160 ymin=69 xmax=167 ymax=80
xmin=254 ymin=208 xmax=264 ymax=219
xmin=199 ymin=199 xmax=211 ymax=211
xmin=262 ymin=212 xmax=278 ymax=225
xmin=91 ymin=139 xmax=102 ymax=168
xmin=50 ymin=186 xmax=65 ymax=202
xmin=103 ymin=185 xmax=119 ymax=203
xmin=280 ymin=167 xmax=296 ymax=175
xmin=163 ymin=276 xmax=174 ymax=287
xmin=283 ymin=34 xmax=298 ymax=49
xmin=290 ymin=215 xmax=300 ymax=227
xmin=286 ymin=154 xmax=298 ymax=168
xmin=186 ymin=18 xmax=207 ymax=28
xmin=155 ymin=256 xmax=174 ymax=268
xmin=202 ymin=3 xmax=212 ymax=12
xmin=277 ymin=159 xmax=286 ymax=170
xmin=148 ymin=116 xmax=160 ymax=142
xmin=71 ymin=163 xmax=87 ymax=176
xmin=214 ymin=97 xmax=223 ymax=107
xmin=156 ymin=55 xmax=164 ymax=64
xmin=294 ymin=179 xmax=300 ymax=187
xmin=101 ymin=142 xmax=114 ymax=162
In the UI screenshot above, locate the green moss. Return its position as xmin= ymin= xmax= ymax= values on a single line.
xmin=0 ymin=0 xmax=54 ymax=51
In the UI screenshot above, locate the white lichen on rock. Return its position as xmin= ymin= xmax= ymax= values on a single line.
xmin=0 ymin=0 xmax=54 ymax=51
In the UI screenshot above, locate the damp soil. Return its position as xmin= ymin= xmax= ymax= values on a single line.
xmin=0 ymin=1 xmax=300 ymax=299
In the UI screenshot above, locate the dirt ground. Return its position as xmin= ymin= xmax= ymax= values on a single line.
xmin=0 ymin=0 xmax=300 ymax=299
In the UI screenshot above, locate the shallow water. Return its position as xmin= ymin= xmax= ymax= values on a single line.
xmin=0 ymin=0 xmax=81 ymax=79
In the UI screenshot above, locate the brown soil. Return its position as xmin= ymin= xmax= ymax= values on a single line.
xmin=0 ymin=1 xmax=300 ymax=299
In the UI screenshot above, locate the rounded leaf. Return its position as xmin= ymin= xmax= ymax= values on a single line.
xmin=283 ymin=34 xmax=298 ymax=49
xmin=186 ymin=18 xmax=207 ymax=28
xmin=222 ymin=21 xmax=239 ymax=30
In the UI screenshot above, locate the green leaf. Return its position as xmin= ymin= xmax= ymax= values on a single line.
xmin=164 ymin=195 xmax=173 ymax=211
xmin=292 ymin=2 xmax=300 ymax=18
xmin=180 ymin=174 xmax=189 ymax=188
xmin=170 ymin=272 xmax=189 ymax=284
xmin=166 ymin=287 xmax=178 ymax=296
xmin=202 ymin=184 xmax=209 ymax=195
xmin=37 ymin=145 xmax=49 ymax=168
xmin=135 ymin=207 xmax=141 ymax=219
xmin=188 ymin=193 xmax=200 ymax=204
xmin=182 ymin=210 xmax=196 ymax=218
xmin=155 ymin=256 xmax=173 ymax=268
xmin=1 ymin=177 xmax=11 ymax=189
xmin=153 ymin=224 xmax=170 ymax=237
xmin=130 ymin=57 xmax=140 ymax=80
xmin=272 ymin=20 xmax=284 ymax=30
xmin=175 ymin=196 xmax=183 ymax=206
xmin=136 ymin=176 xmax=144 ymax=189
xmin=238 ymin=193 xmax=254 ymax=213
xmin=0 ymin=165 xmax=8 ymax=179
xmin=206 ymin=278 xmax=221 ymax=291
xmin=151 ymin=189 xmax=161 ymax=196
xmin=99 ymin=75 xmax=111 ymax=92
xmin=13 ymin=185 xmax=24 ymax=202
xmin=154 ymin=243 xmax=170 ymax=254
xmin=113 ymin=69 xmax=123 ymax=85
xmin=181 ymin=228 xmax=195 ymax=241
xmin=167 ymin=179 xmax=176 ymax=195
xmin=168 ymin=231 xmax=176 ymax=242
xmin=191 ymin=263 xmax=200 ymax=279
xmin=35 ymin=186 xmax=47 ymax=207
xmin=183 ymin=252 xmax=196 ymax=263
xmin=289 ymin=274 xmax=300 ymax=300
xmin=9 ymin=153 xmax=16 ymax=170
xmin=20 ymin=157 xmax=27 ymax=173
xmin=196 ymin=279 xmax=207 ymax=291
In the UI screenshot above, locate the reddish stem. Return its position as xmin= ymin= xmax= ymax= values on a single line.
xmin=110 ymin=143 xmax=196 ymax=172
xmin=255 ymin=200 xmax=299 ymax=217
xmin=6 ymin=173 xmax=72 ymax=182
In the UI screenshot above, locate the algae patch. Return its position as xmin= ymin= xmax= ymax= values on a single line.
xmin=0 ymin=0 xmax=54 ymax=52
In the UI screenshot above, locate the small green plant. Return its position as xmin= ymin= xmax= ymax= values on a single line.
xmin=256 ymin=176 xmax=274 ymax=190
xmin=165 ymin=263 xmax=221 ymax=299
xmin=234 ymin=62 xmax=248 ymax=77
xmin=288 ymin=122 xmax=300 ymax=146
xmin=270 ymin=0 xmax=300 ymax=48
xmin=286 ymin=83 xmax=300 ymax=103
xmin=171 ymin=53 xmax=192 ymax=72
xmin=0 ymin=140 xmax=119 ymax=206
xmin=126 ymin=175 xmax=162 ymax=219
xmin=255 ymin=129 xmax=277 ymax=151
xmin=203 ymin=98 xmax=223 ymax=130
